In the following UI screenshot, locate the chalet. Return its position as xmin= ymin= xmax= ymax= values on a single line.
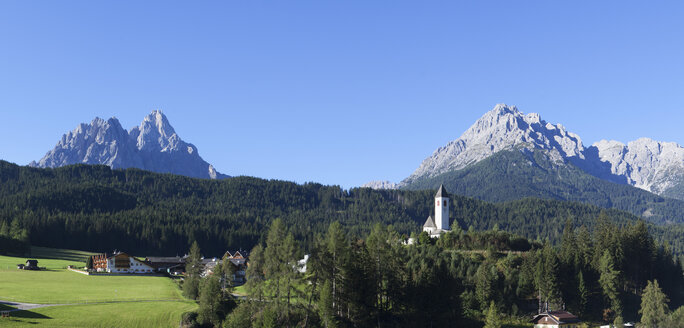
xmin=531 ymin=311 xmax=582 ymax=328
xmin=222 ymin=251 xmax=248 ymax=284
xmin=144 ymin=256 xmax=185 ymax=274
xmin=91 ymin=252 xmax=155 ymax=274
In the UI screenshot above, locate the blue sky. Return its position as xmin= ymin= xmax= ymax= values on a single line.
xmin=1 ymin=1 xmax=683 ymax=188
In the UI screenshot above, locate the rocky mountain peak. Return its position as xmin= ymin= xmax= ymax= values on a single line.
xmin=31 ymin=111 xmax=228 ymax=180
xmin=401 ymin=104 xmax=586 ymax=185
xmin=361 ymin=180 xmax=398 ymax=190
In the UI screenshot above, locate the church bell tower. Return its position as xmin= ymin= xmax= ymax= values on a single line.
xmin=434 ymin=184 xmax=449 ymax=230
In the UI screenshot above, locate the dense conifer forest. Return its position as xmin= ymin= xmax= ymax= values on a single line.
xmin=184 ymin=219 xmax=684 ymax=327
xmin=2 ymin=160 xmax=684 ymax=258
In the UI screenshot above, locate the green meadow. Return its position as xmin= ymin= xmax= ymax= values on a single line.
xmin=0 ymin=254 xmax=182 ymax=303
xmin=0 ymin=301 xmax=197 ymax=327
xmin=0 ymin=247 xmax=195 ymax=327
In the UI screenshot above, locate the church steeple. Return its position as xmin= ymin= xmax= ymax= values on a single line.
xmin=434 ymin=184 xmax=449 ymax=231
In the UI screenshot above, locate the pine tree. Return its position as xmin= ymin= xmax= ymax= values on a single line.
xmin=318 ymin=279 xmax=336 ymax=328
xmin=197 ymin=274 xmax=222 ymax=326
xmin=484 ymin=301 xmax=501 ymax=328
xmin=183 ymin=241 xmax=202 ymax=300
xmin=599 ymin=250 xmax=621 ymax=315
xmin=325 ymin=221 xmax=349 ymax=316
xmin=0 ymin=220 xmax=9 ymax=237
xmin=576 ymin=270 xmax=588 ymax=316
xmin=245 ymin=244 xmax=265 ymax=301
xmin=639 ymin=280 xmax=669 ymax=328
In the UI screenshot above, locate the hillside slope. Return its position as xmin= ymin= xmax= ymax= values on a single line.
xmin=2 ymin=161 xmax=684 ymax=255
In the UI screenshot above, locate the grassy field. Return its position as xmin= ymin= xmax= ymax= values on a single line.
xmin=29 ymin=246 xmax=96 ymax=262
xmin=0 ymin=254 xmax=183 ymax=304
xmin=0 ymin=247 xmax=195 ymax=327
xmin=0 ymin=253 xmax=85 ymax=271
xmin=0 ymin=301 xmax=197 ymax=327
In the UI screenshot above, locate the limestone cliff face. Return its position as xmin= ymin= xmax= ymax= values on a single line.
xmin=31 ymin=110 xmax=228 ymax=180
xmin=593 ymin=138 xmax=684 ymax=197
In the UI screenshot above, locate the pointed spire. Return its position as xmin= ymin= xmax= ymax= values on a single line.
xmin=435 ymin=184 xmax=449 ymax=198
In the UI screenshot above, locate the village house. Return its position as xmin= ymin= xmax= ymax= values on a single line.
xmin=221 ymin=251 xmax=248 ymax=285
xmin=144 ymin=256 xmax=185 ymax=275
xmin=531 ymin=311 xmax=582 ymax=328
xmin=92 ymin=251 xmax=156 ymax=274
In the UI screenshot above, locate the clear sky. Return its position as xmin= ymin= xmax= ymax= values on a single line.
xmin=1 ymin=1 xmax=683 ymax=188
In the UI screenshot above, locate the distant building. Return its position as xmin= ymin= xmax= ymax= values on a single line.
xmin=222 ymin=251 xmax=248 ymax=285
xmin=91 ymin=252 xmax=155 ymax=274
xmin=144 ymin=256 xmax=185 ymax=274
xmin=297 ymin=254 xmax=309 ymax=273
xmin=17 ymin=259 xmax=39 ymax=270
xmin=531 ymin=311 xmax=582 ymax=328
xmin=599 ymin=323 xmax=635 ymax=328
xmin=422 ymin=184 xmax=451 ymax=238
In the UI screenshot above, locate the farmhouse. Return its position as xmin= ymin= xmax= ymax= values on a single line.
xmin=531 ymin=311 xmax=582 ymax=328
xmin=92 ymin=252 xmax=156 ymax=274
xmin=144 ymin=256 xmax=185 ymax=274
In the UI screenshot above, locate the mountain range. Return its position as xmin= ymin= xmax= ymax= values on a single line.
xmin=28 ymin=105 xmax=684 ymax=223
xmin=30 ymin=111 xmax=228 ymax=180
xmin=365 ymin=104 xmax=684 ymax=223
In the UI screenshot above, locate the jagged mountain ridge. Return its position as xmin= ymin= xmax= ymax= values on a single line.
xmin=593 ymin=138 xmax=684 ymax=199
xmin=395 ymin=104 xmax=684 ymax=201
xmin=31 ymin=111 xmax=228 ymax=180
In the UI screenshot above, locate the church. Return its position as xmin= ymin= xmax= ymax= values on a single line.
xmin=423 ymin=184 xmax=451 ymax=238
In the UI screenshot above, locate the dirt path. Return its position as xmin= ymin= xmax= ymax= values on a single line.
xmin=0 ymin=300 xmax=62 ymax=312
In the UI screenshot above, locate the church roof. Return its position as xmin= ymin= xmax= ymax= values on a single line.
xmin=435 ymin=184 xmax=449 ymax=198
xmin=530 ymin=311 xmax=581 ymax=324
xmin=423 ymin=215 xmax=436 ymax=228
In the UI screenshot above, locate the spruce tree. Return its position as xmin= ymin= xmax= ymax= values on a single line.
xmin=599 ymin=250 xmax=621 ymax=315
xmin=639 ymin=280 xmax=669 ymax=328
xmin=318 ymin=279 xmax=336 ymax=328
xmin=484 ymin=301 xmax=501 ymax=328
xmin=198 ymin=274 xmax=222 ymax=326
xmin=183 ymin=241 xmax=202 ymax=300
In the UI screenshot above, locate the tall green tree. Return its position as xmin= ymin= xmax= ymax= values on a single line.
xmin=183 ymin=241 xmax=202 ymax=300
xmin=639 ymin=280 xmax=669 ymax=328
xmin=484 ymin=301 xmax=502 ymax=328
xmin=198 ymin=274 xmax=222 ymax=326
xmin=599 ymin=250 xmax=621 ymax=315
xmin=318 ymin=279 xmax=336 ymax=328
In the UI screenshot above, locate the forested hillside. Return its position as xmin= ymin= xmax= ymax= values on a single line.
xmin=2 ymin=160 xmax=684 ymax=256
xmin=404 ymin=149 xmax=684 ymax=224
xmin=202 ymin=219 xmax=684 ymax=327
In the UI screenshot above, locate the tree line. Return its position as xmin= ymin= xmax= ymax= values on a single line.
xmin=3 ymin=161 xmax=684 ymax=258
xmin=179 ymin=216 xmax=684 ymax=327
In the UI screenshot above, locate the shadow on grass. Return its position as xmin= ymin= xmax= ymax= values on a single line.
xmin=0 ymin=304 xmax=16 ymax=311
xmin=8 ymin=310 xmax=52 ymax=319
